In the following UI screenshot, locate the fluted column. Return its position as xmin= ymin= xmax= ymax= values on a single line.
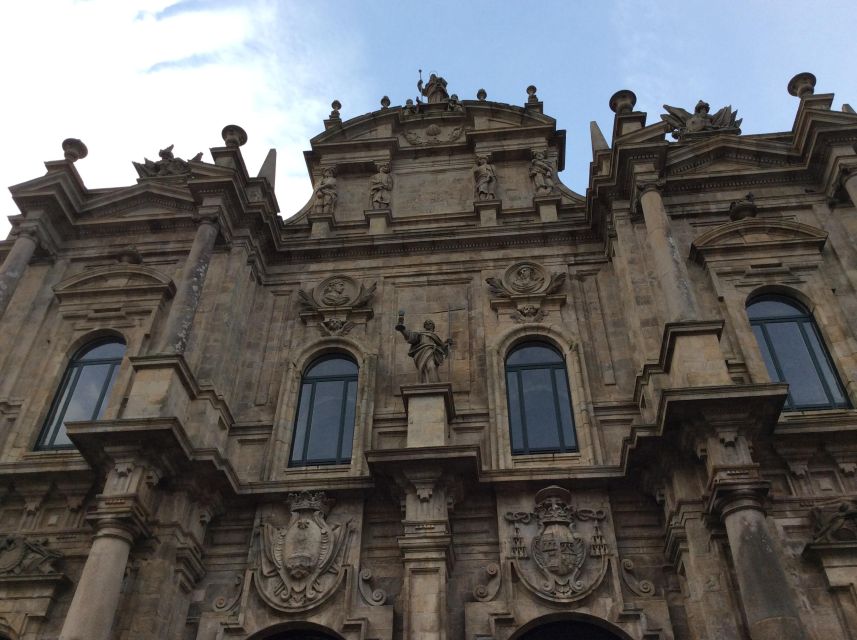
xmin=716 ymin=490 xmax=807 ymax=640
xmin=0 ymin=227 xmax=39 ymax=318
xmin=59 ymin=522 xmax=135 ymax=640
xmin=156 ymin=213 xmax=219 ymax=353
xmin=638 ymin=182 xmax=698 ymax=322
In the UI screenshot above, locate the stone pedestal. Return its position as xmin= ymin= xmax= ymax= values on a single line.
xmin=804 ymin=542 xmax=857 ymax=632
xmin=474 ymin=199 xmax=501 ymax=227
xmin=365 ymin=208 xmax=392 ymax=235
xmin=308 ymin=212 xmax=334 ymax=238
xmin=533 ymin=194 xmax=560 ymax=222
xmin=401 ymin=383 xmax=455 ymax=448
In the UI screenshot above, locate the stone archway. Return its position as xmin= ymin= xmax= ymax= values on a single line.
xmin=513 ymin=618 xmax=632 ymax=640
xmin=245 ymin=623 xmax=344 ymax=640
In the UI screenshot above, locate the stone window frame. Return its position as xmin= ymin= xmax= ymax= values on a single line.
xmin=21 ymin=327 xmax=136 ymax=456
xmin=487 ymin=324 xmax=596 ymax=470
xmin=746 ymin=293 xmax=850 ymax=411
xmin=725 ymin=282 xmax=857 ymax=411
xmin=266 ymin=336 xmax=377 ymax=480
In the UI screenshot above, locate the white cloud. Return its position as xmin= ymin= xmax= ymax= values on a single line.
xmin=0 ymin=0 xmax=365 ymax=238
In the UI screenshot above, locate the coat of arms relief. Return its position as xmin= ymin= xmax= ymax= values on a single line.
xmin=254 ymin=491 xmax=353 ymax=612
xmin=504 ymin=486 xmax=609 ymax=602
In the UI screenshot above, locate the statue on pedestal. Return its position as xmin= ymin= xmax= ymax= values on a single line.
xmin=396 ymin=312 xmax=452 ymax=383
xmin=369 ymin=163 xmax=393 ymax=209
xmin=312 ymin=167 xmax=338 ymax=215
xmin=473 ymin=155 xmax=497 ymax=201
xmin=530 ymin=150 xmax=556 ymax=195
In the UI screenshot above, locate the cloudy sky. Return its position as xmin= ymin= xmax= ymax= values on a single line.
xmin=1 ymin=0 xmax=856 ymax=237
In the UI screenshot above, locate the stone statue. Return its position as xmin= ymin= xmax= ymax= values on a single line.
xmin=530 ymin=150 xmax=556 ymax=196
xmin=811 ymin=499 xmax=857 ymax=542
xmin=473 ymin=155 xmax=497 ymax=201
xmin=133 ymin=144 xmax=202 ymax=178
xmin=403 ymin=99 xmax=418 ymax=116
xmin=369 ymin=163 xmax=393 ymax=209
xmin=661 ymin=100 xmax=742 ymax=140
xmin=312 ymin=167 xmax=337 ymax=215
xmin=395 ymin=313 xmax=452 ymax=383
xmin=447 ymin=94 xmax=463 ymax=112
xmin=417 ymin=72 xmax=449 ymax=104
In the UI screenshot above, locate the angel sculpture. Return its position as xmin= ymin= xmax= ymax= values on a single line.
xmin=661 ymin=100 xmax=742 ymax=141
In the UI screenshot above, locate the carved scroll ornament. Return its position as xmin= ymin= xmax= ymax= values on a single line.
xmin=254 ymin=491 xmax=353 ymax=612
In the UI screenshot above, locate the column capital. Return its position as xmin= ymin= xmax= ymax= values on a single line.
xmin=637 ymin=178 xmax=666 ymax=196
xmin=707 ymin=481 xmax=770 ymax=520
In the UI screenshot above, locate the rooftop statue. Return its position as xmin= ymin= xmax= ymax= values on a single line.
xmin=395 ymin=312 xmax=452 ymax=384
xmin=133 ymin=144 xmax=202 ymax=178
xmin=661 ymin=100 xmax=742 ymax=140
xmin=530 ymin=150 xmax=556 ymax=196
xmin=417 ymin=71 xmax=449 ymax=104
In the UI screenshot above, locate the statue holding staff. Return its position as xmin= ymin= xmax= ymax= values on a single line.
xmin=395 ymin=311 xmax=453 ymax=383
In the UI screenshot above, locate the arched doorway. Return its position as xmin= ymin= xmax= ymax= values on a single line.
xmin=245 ymin=623 xmax=344 ymax=640
xmin=514 ymin=617 xmax=631 ymax=640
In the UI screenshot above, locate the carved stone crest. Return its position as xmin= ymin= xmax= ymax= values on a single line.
xmin=504 ymin=486 xmax=609 ymax=602
xmin=0 ymin=535 xmax=62 ymax=576
xmin=133 ymin=144 xmax=202 ymax=179
xmin=486 ymin=261 xmax=566 ymax=323
xmin=661 ymin=100 xmax=742 ymax=141
xmin=298 ymin=276 xmax=376 ymax=336
xmin=404 ymin=124 xmax=464 ymax=146
xmin=255 ymin=491 xmax=353 ymax=612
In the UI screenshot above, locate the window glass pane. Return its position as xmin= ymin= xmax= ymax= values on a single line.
xmin=306 ymin=356 xmax=357 ymax=378
xmin=51 ymin=363 xmax=112 ymax=446
xmin=747 ymin=298 xmax=804 ymax=320
xmin=804 ymin=324 xmax=848 ymax=405
xmin=752 ymin=325 xmax=781 ymax=382
xmin=79 ymin=341 xmax=126 ymax=361
xmin=506 ymin=371 xmax=523 ymax=452
xmin=507 ymin=343 xmax=562 ymax=367
xmin=95 ymin=365 xmax=120 ymax=419
xmin=520 ymin=368 xmax=561 ymax=451
xmin=290 ymin=384 xmax=313 ymax=463
xmin=765 ymin=322 xmax=829 ymax=407
xmin=305 ymin=380 xmax=346 ymax=461
xmin=554 ymin=369 xmax=576 ymax=448
xmin=339 ymin=380 xmax=357 ymax=461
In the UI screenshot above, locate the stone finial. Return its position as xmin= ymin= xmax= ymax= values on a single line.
xmin=609 ymin=90 xmax=637 ymax=114
xmin=330 ymin=100 xmax=342 ymax=119
xmin=477 ymin=88 xmax=487 ymax=101
xmin=380 ymin=95 xmax=391 ymax=109
xmin=729 ymin=192 xmax=757 ymax=221
xmin=526 ymin=85 xmax=539 ymax=104
xmin=62 ymin=138 xmax=88 ymax=162
xmin=788 ymin=72 xmax=816 ymax=98
xmin=221 ymin=125 xmax=248 ymax=148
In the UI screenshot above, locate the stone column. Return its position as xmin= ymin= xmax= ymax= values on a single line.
xmin=0 ymin=227 xmax=39 ymax=318
xmin=716 ymin=489 xmax=808 ymax=640
xmin=842 ymin=168 xmax=857 ymax=208
xmin=156 ymin=213 xmax=219 ymax=353
xmin=59 ymin=522 xmax=134 ymax=640
xmin=637 ymin=182 xmax=698 ymax=322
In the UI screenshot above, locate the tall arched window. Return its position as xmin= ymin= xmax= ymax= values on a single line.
xmin=505 ymin=341 xmax=577 ymax=455
xmin=289 ymin=354 xmax=358 ymax=467
xmin=747 ymin=295 xmax=849 ymax=411
xmin=37 ymin=338 xmax=127 ymax=450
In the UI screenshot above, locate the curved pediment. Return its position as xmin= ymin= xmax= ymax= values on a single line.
xmin=690 ymin=219 xmax=827 ymax=265
xmin=54 ymin=264 xmax=175 ymax=303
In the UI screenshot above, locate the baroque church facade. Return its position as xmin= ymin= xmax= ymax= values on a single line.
xmin=1 ymin=71 xmax=857 ymax=640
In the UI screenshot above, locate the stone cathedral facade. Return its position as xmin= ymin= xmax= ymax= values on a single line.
xmin=1 ymin=71 xmax=857 ymax=640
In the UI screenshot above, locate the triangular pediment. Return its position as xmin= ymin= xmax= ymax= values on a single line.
xmin=80 ymin=182 xmax=197 ymax=220
xmin=690 ymin=219 xmax=827 ymax=265
xmin=667 ymin=136 xmax=794 ymax=178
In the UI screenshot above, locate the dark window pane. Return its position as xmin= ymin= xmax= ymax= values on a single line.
xmin=95 ymin=365 xmax=120 ymax=419
xmin=339 ymin=380 xmax=357 ymax=461
xmin=554 ymin=369 xmax=576 ymax=448
xmin=804 ymin=325 xmax=848 ymax=405
xmin=290 ymin=384 xmax=313 ymax=463
xmin=79 ymin=341 xmax=126 ymax=361
xmin=51 ymin=363 xmax=112 ymax=447
xmin=507 ymin=371 xmax=523 ymax=452
xmin=752 ymin=325 xmax=780 ymax=382
xmin=507 ymin=343 xmax=562 ymax=366
xmin=747 ymin=298 xmax=805 ymax=320
xmin=305 ymin=380 xmax=346 ymax=461
xmin=765 ymin=322 xmax=829 ymax=407
xmin=520 ymin=368 xmax=561 ymax=451
xmin=306 ymin=356 xmax=357 ymax=378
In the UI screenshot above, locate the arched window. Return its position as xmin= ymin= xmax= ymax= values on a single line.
xmin=37 ymin=338 xmax=127 ymax=450
xmin=289 ymin=354 xmax=358 ymax=467
xmin=505 ymin=341 xmax=577 ymax=455
xmin=747 ymin=295 xmax=849 ymax=411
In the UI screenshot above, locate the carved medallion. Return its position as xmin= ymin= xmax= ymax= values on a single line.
xmin=403 ymin=125 xmax=464 ymax=146
xmin=486 ymin=261 xmax=567 ymax=323
xmin=297 ymin=276 xmax=376 ymax=336
xmin=0 ymin=535 xmax=62 ymax=576
xmin=255 ymin=491 xmax=352 ymax=612
xmin=504 ymin=486 xmax=609 ymax=603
